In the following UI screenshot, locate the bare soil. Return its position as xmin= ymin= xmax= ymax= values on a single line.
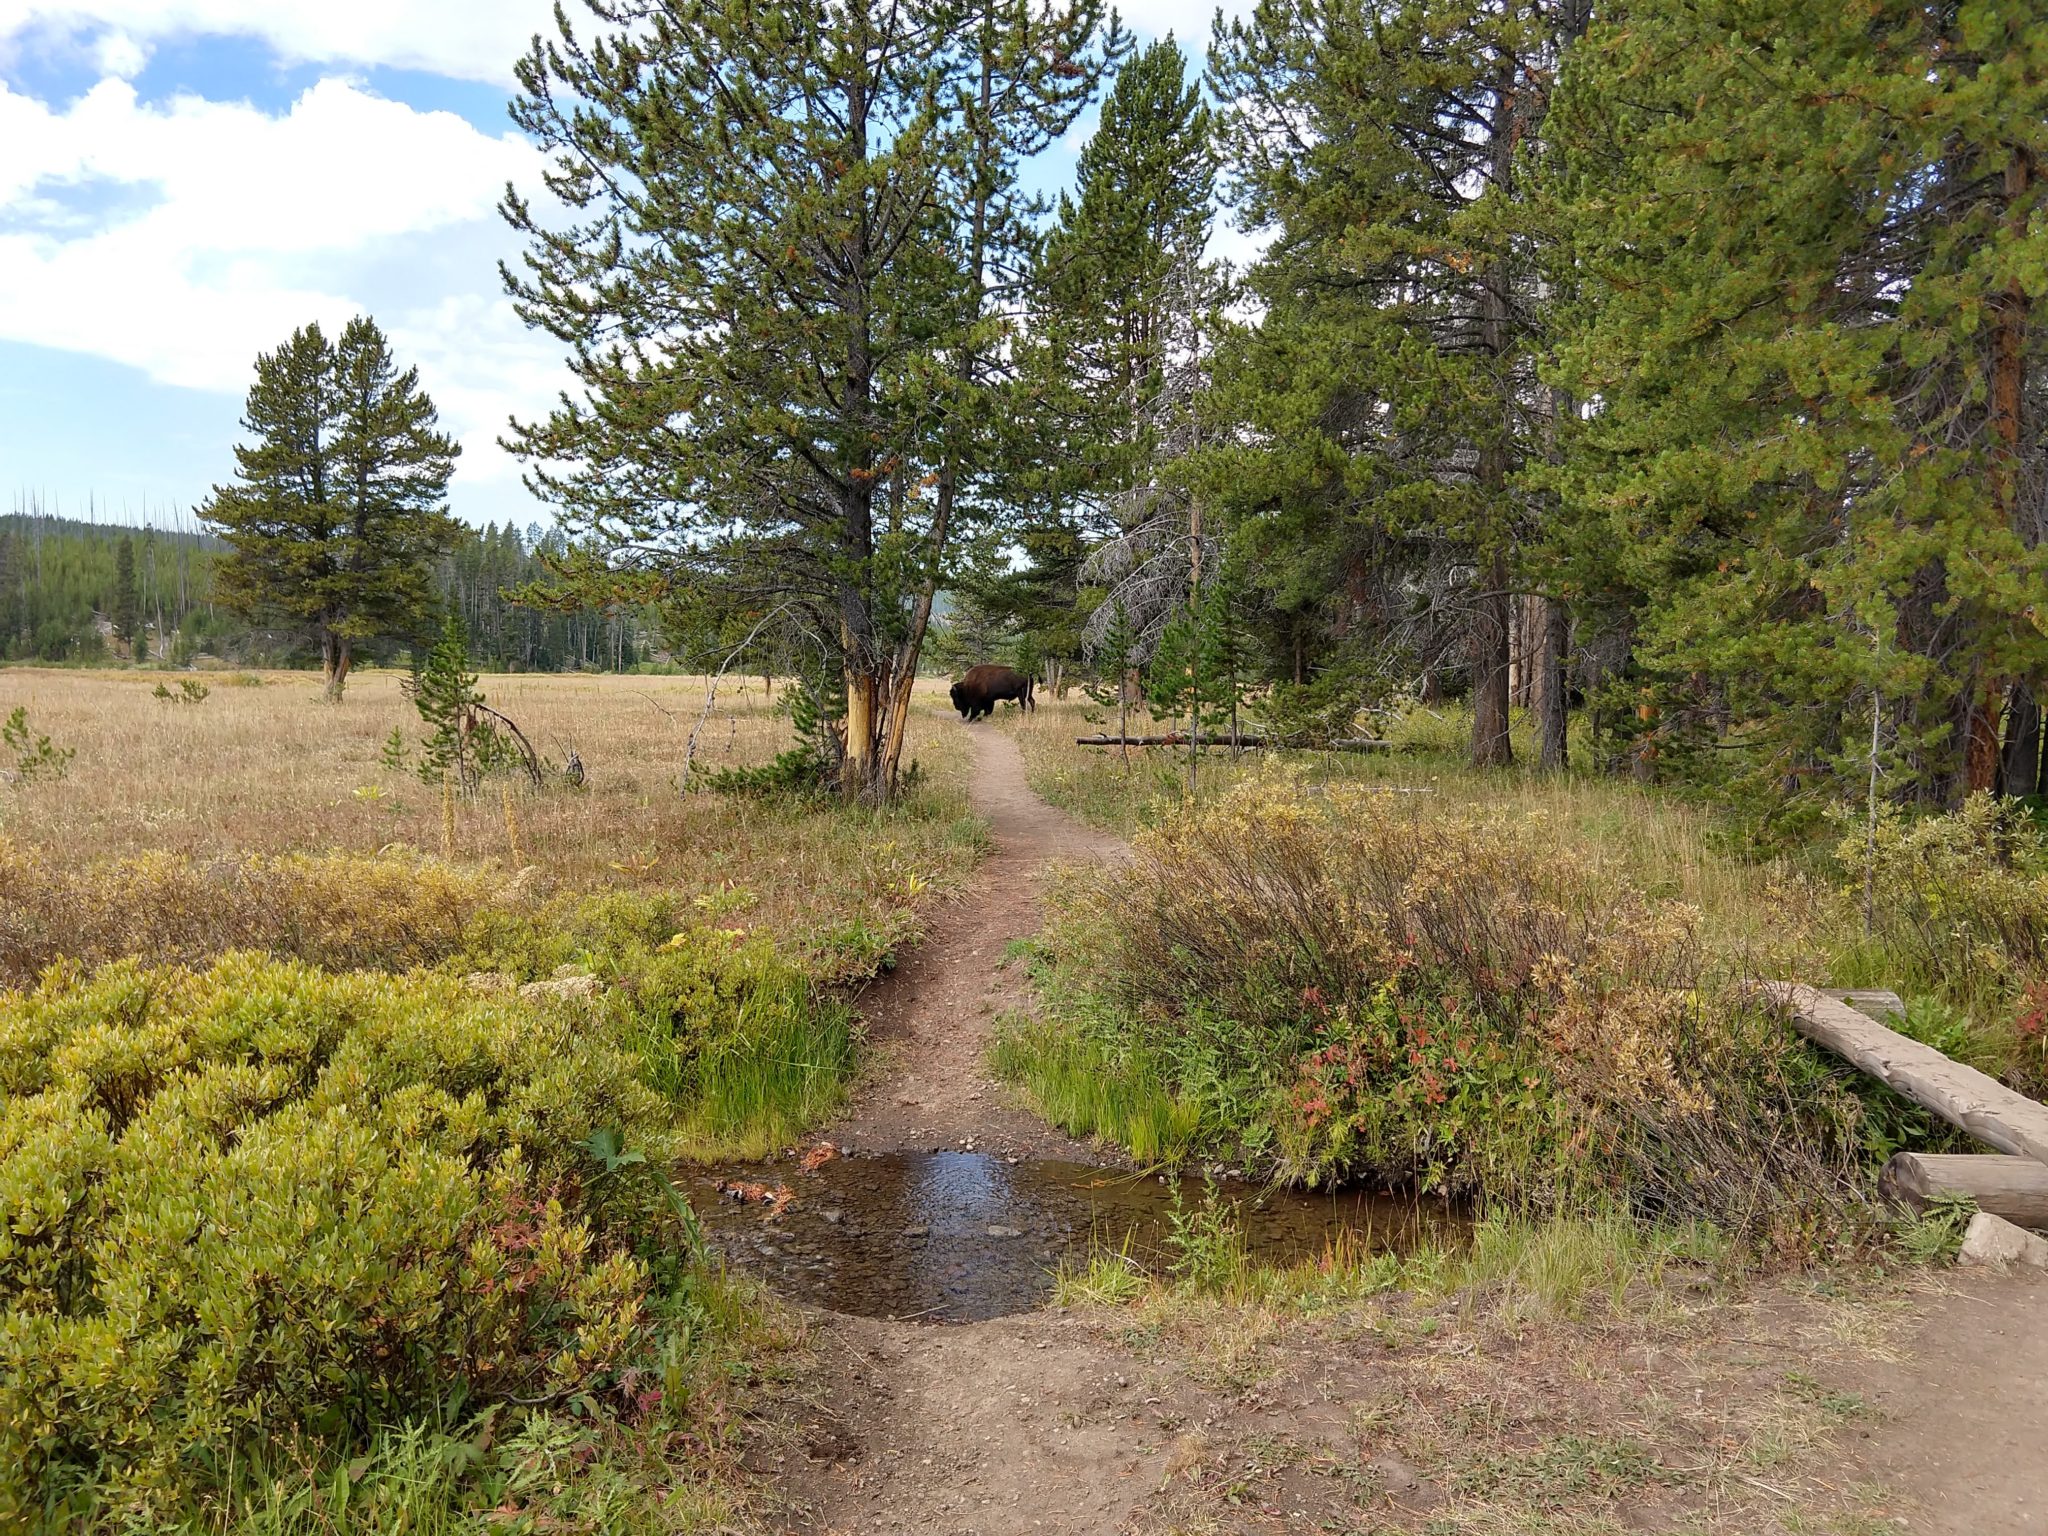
xmin=829 ymin=717 xmax=1122 ymax=1161
xmin=748 ymin=716 xmax=2048 ymax=1535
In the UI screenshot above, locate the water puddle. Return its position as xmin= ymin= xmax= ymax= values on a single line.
xmin=681 ymin=1150 xmax=1462 ymax=1323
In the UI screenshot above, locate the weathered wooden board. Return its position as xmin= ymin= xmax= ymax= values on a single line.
xmin=1880 ymin=1152 xmax=2048 ymax=1228
xmin=1819 ymin=987 xmax=1906 ymax=1020
xmin=1763 ymin=982 xmax=2048 ymax=1169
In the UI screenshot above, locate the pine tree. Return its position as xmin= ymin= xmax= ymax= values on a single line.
xmin=1033 ymin=38 xmax=1215 ymax=533
xmin=503 ymin=0 xmax=1125 ymax=803
xmin=1542 ymin=0 xmax=2048 ymax=814
xmin=1196 ymin=559 xmax=1251 ymax=752
xmin=408 ymin=613 xmax=519 ymax=793
xmin=1084 ymin=596 xmax=1139 ymax=766
xmin=204 ymin=319 xmax=460 ymax=699
xmin=110 ymin=535 xmax=142 ymax=659
xmin=1208 ymin=0 xmax=1576 ymax=769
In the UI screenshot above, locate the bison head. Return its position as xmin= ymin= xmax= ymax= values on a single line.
xmin=949 ymin=680 xmax=967 ymax=717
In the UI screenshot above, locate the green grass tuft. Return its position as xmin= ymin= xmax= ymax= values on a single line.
xmin=989 ymin=1015 xmax=1205 ymax=1167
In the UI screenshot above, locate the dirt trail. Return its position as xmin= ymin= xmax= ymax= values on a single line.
xmin=829 ymin=720 xmax=1122 ymax=1161
xmin=1845 ymin=1271 xmax=2048 ymax=1534
xmin=757 ymin=716 xmax=2048 ymax=1536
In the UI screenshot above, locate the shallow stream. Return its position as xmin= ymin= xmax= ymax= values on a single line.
xmin=682 ymin=1150 xmax=1462 ymax=1323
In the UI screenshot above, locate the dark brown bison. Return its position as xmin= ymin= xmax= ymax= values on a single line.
xmin=950 ymin=663 xmax=1035 ymax=720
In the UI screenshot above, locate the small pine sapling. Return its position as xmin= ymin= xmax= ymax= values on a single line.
xmin=1147 ymin=605 xmax=1204 ymax=794
xmin=405 ymin=615 xmax=542 ymax=793
xmin=3 ymin=707 xmax=74 ymax=786
xmin=1196 ymin=562 xmax=1251 ymax=753
xmin=1084 ymin=598 xmax=1139 ymax=769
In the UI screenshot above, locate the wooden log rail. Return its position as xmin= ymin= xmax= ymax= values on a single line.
xmin=1881 ymin=1152 xmax=2048 ymax=1227
xmin=1074 ymin=734 xmax=1390 ymax=752
xmin=1763 ymin=982 xmax=2048 ymax=1169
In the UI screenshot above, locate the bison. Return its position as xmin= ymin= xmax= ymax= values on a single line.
xmin=950 ymin=663 xmax=1035 ymax=721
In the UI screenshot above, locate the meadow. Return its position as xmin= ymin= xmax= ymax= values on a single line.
xmin=0 ymin=667 xmax=981 ymax=982
xmin=0 ymin=665 xmax=982 ymax=1533
xmin=995 ymin=692 xmax=2048 ymax=1254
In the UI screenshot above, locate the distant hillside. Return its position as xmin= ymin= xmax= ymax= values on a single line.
xmin=0 ymin=498 xmax=655 ymax=671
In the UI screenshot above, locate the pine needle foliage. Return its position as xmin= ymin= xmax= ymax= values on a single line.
xmin=203 ymin=317 xmax=459 ymax=700
xmin=500 ymin=0 xmax=1126 ymax=802
xmin=406 ymin=615 xmax=521 ymax=794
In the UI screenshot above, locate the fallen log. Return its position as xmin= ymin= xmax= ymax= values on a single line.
xmin=1075 ymin=733 xmax=1268 ymax=748
xmin=1880 ymin=1152 xmax=2048 ymax=1228
xmin=1762 ymin=982 xmax=2048 ymax=1168
xmin=1073 ymin=734 xmax=1390 ymax=751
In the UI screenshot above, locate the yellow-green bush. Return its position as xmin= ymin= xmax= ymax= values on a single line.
xmin=0 ymin=839 xmax=500 ymax=986
xmin=1836 ymin=796 xmax=2048 ymax=1004
xmin=0 ymin=955 xmax=679 ymax=1528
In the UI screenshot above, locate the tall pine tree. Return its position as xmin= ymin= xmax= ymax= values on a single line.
xmin=110 ymin=535 xmax=142 ymax=659
xmin=1033 ymin=38 xmax=1215 ymax=533
xmin=204 ymin=318 xmax=459 ymax=698
xmin=504 ymin=0 xmax=1124 ymax=802
xmin=1542 ymin=0 xmax=2048 ymax=815
xmin=1207 ymin=0 xmax=1578 ymax=768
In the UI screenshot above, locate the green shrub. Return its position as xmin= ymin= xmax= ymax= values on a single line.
xmin=1835 ymin=795 xmax=2048 ymax=1009
xmin=1030 ymin=767 xmax=1873 ymax=1245
xmin=0 ymin=955 xmax=683 ymax=1528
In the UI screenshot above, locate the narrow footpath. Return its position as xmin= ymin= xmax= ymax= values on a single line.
xmin=828 ymin=722 xmax=1122 ymax=1161
xmin=746 ymin=715 xmax=2048 ymax=1536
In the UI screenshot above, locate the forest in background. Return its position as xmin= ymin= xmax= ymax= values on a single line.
xmin=522 ymin=1 xmax=2041 ymax=834
xmin=0 ymin=497 xmax=656 ymax=671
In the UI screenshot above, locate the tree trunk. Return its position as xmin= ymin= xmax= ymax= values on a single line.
xmin=1469 ymin=56 xmax=1518 ymax=772
xmin=843 ymin=651 xmax=883 ymax=799
xmin=1972 ymin=148 xmax=2033 ymax=793
xmin=1470 ymin=553 xmax=1513 ymax=768
xmin=872 ymin=38 xmax=997 ymax=798
xmin=1632 ymin=698 xmax=1658 ymax=784
xmin=1964 ymin=670 xmax=2002 ymax=799
xmin=2004 ymin=683 xmax=2041 ymax=798
xmin=1533 ymin=595 xmax=1569 ymax=771
xmin=321 ymin=629 xmax=352 ymax=701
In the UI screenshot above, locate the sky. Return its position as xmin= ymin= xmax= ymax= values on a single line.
xmin=0 ymin=1 xmax=1242 ymax=531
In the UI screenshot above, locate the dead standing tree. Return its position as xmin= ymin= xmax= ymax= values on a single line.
xmin=1082 ymin=255 xmax=1220 ymax=669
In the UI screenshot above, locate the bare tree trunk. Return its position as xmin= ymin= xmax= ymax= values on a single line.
xmin=1471 ymin=552 xmax=1514 ymax=768
xmin=2003 ymin=683 xmax=2041 ymax=798
xmin=1533 ymin=596 xmax=1569 ymax=771
xmin=321 ymin=629 xmax=351 ymax=701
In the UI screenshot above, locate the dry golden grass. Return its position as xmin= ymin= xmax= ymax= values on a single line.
xmin=1003 ymin=692 xmax=1843 ymax=976
xmin=0 ymin=667 xmax=984 ymax=978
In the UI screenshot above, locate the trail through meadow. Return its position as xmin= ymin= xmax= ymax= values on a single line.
xmin=749 ymin=714 xmax=2048 ymax=1536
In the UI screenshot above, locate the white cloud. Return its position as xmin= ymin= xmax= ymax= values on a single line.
xmin=0 ymin=73 xmax=562 ymax=491
xmin=5 ymin=1 xmax=558 ymax=86
xmin=5 ymin=0 xmax=1228 ymax=88
xmin=90 ymin=25 xmax=144 ymax=76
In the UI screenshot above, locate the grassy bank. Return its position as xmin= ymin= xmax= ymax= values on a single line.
xmin=996 ymin=712 xmax=2048 ymax=1269
xmin=1003 ymin=768 xmax=1878 ymax=1243
xmin=0 ymin=671 xmax=984 ymax=1532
